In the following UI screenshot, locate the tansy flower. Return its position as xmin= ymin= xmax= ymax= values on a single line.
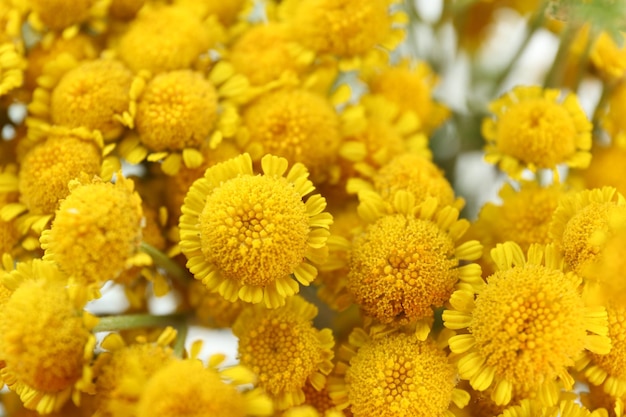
xmin=549 ymin=186 xmax=626 ymax=279
xmin=135 ymin=356 xmax=273 ymax=417
xmin=443 ymin=242 xmax=611 ymax=406
xmin=24 ymin=0 xmax=109 ymax=34
xmin=229 ymin=22 xmax=314 ymax=86
xmin=498 ymin=398 xmax=602 ymax=417
xmin=0 ymin=42 xmax=25 ymax=97
xmin=187 ymin=279 xmax=247 ymax=328
xmin=0 ymin=261 xmax=98 ymax=414
xmin=570 ymin=142 xmax=626 ymax=197
xmin=40 ymin=174 xmax=146 ymax=300
xmin=179 ymin=153 xmax=332 ymax=309
xmin=288 ymin=0 xmax=405 ymax=62
xmin=349 ymin=190 xmax=483 ymax=339
xmin=482 ymin=86 xmax=592 ymax=180
xmin=329 ymin=328 xmax=470 ymax=417
xmin=283 ymin=405 xmax=344 ymax=417
xmin=175 ymin=0 xmax=248 ymax=26
xmin=241 ymin=88 xmax=341 ymax=184
xmin=116 ymin=4 xmax=221 ymax=74
xmin=117 ymin=68 xmax=242 ymax=175
xmin=92 ymin=329 xmax=176 ymax=417
xmin=28 ymin=58 xmax=135 ymax=141
xmin=232 ymin=296 xmax=335 ymax=410
xmin=589 ymin=30 xmax=626 ymax=82
xmin=578 ymin=302 xmax=626 ymax=400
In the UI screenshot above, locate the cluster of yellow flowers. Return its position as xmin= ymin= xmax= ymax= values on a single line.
xmin=0 ymin=0 xmax=625 ymax=416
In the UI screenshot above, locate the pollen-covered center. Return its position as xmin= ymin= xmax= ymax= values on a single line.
xmin=238 ymin=314 xmax=322 ymax=396
xmin=199 ymin=175 xmax=310 ymax=287
xmin=471 ymin=265 xmax=586 ymax=386
xmin=348 ymin=215 xmax=458 ymax=326
xmin=496 ymin=99 xmax=577 ymax=167
xmin=346 ymin=333 xmax=456 ymax=417
xmin=591 ymin=303 xmax=626 ymax=380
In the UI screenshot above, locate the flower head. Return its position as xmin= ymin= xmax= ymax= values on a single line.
xmin=329 ymin=328 xmax=469 ymax=417
xmin=179 ymin=153 xmax=332 ymax=309
xmin=349 ymin=191 xmax=482 ymax=338
xmin=25 ymin=0 xmax=107 ymax=32
xmin=482 ymin=86 xmax=592 ymax=179
xmin=443 ymin=242 xmax=610 ymax=406
xmin=0 ymin=262 xmax=97 ymax=414
xmin=0 ymin=42 xmax=25 ymax=97
xmin=572 ymin=143 xmax=626 ymax=196
xmin=232 ymin=296 xmax=334 ymax=410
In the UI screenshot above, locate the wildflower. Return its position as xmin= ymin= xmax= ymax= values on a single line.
xmin=329 ymin=328 xmax=470 ymax=417
xmin=498 ymin=398 xmax=601 ymax=417
xmin=40 ymin=174 xmax=145 ymax=299
xmin=232 ymin=296 xmax=334 ymax=410
xmin=589 ymin=31 xmax=626 ymax=82
xmin=289 ymin=0 xmax=405 ymax=59
xmin=116 ymin=4 xmax=219 ymax=73
xmin=179 ymin=153 xmax=332 ymax=309
xmin=349 ymin=191 xmax=482 ymax=339
xmin=482 ymin=86 xmax=592 ymax=179
xmin=0 ymin=263 xmax=98 ymax=414
xmin=92 ymin=330 xmax=176 ymax=417
xmin=0 ymin=42 xmax=25 ymax=97
xmin=549 ymin=186 xmax=626 ymax=278
xmin=241 ymin=88 xmax=341 ymax=184
xmin=176 ymin=0 xmax=248 ymax=26
xmin=25 ymin=0 xmax=108 ymax=32
xmin=443 ymin=242 xmax=610 ymax=406
xmin=187 ymin=280 xmax=246 ymax=328
xmin=136 ymin=357 xmax=273 ymax=417
xmin=108 ymin=0 xmax=145 ymax=20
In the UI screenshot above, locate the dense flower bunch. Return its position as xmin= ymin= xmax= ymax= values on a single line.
xmin=0 ymin=0 xmax=625 ymax=416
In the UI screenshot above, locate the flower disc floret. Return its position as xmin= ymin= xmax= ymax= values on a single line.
xmin=482 ymin=86 xmax=592 ymax=179
xmin=232 ymin=297 xmax=335 ymax=410
xmin=179 ymin=153 xmax=332 ymax=309
xmin=50 ymin=59 xmax=133 ymax=140
xmin=136 ymin=70 xmax=218 ymax=152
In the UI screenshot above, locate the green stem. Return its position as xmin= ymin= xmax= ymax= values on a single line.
xmin=93 ymin=313 xmax=186 ymax=333
xmin=543 ymin=23 xmax=579 ymax=88
xmin=173 ymin=322 xmax=189 ymax=358
xmin=140 ymin=241 xmax=191 ymax=285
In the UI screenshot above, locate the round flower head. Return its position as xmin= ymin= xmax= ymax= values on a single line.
xmin=5 ymin=134 xmax=103 ymax=234
xmin=549 ymin=186 xmax=626 ymax=278
xmin=482 ymin=86 xmax=592 ymax=180
xmin=176 ymin=0 xmax=247 ymax=25
xmin=179 ymin=153 xmax=332 ymax=309
xmin=232 ymin=296 xmax=335 ymax=410
xmin=92 ymin=329 xmax=176 ymax=417
xmin=242 ymin=88 xmax=341 ymax=184
xmin=25 ymin=0 xmax=107 ymax=32
xmin=40 ymin=174 xmax=145 ymax=299
xmin=498 ymin=398 xmax=600 ymax=417
xmin=289 ymin=0 xmax=405 ymax=59
xmin=229 ymin=22 xmax=313 ymax=86
xmin=0 ymin=263 xmax=98 ymax=414
xmin=136 ymin=357 xmax=273 ymax=417
xmin=589 ymin=30 xmax=626 ymax=82
xmin=0 ymin=42 xmax=25 ymax=97
xmin=571 ymin=143 xmax=626 ymax=196
xmin=329 ymin=328 xmax=470 ymax=417
xmin=349 ymin=190 xmax=483 ymax=339
xmin=116 ymin=4 xmax=218 ymax=73
xmin=443 ymin=242 xmax=611 ymax=406
xmin=46 ymin=59 xmax=134 ymax=140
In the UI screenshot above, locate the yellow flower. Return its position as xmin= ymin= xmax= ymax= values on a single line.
xmin=179 ymin=153 xmax=332 ymax=309
xmin=443 ymin=242 xmax=610 ymax=406
xmin=329 ymin=328 xmax=470 ymax=417
xmin=241 ymin=88 xmax=341 ymax=184
xmin=570 ymin=143 xmax=626 ymax=197
xmin=589 ymin=31 xmax=626 ymax=82
xmin=0 ymin=41 xmax=25 ymax=97
xmin=175 ymin=0 xmax=248 ymax=26
xmin=289 ymin=0 xmax=405 ymax=59
xmin=482 ymin=86 xmax=592 ymax=179
xmin=25 ymin=0 xmax=108 ymax=33
xmin=92 ymin=329 xmax=176 ymax=417
xmin=40 ymin=174 xmax=145 ymax=299
xmin=0 ymin=262 xmax=98 ymax=414
xmin=116 ymin=4 xmax=220 ymax=73
xmin=187 ymin=279 xmax=247 ymax=328
xmin=498 ymin=398 xmax=600 ymax=417
xmin=108 ymin=0 xmax=144 ymax=20
xmin=232 ymin=296 xmax=334 ymax=410
xmin=349 ymin=191 xmax=482 ymax=339
xmin=601 ymin=82 xmax=626 ymax=146
xmin=136 ymin=357 xmax=273 ymax=417
xmin=549 ymin=186 xmax=626 ymax=278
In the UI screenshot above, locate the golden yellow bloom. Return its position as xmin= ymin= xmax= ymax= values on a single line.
xmin=482 ymin=86 xmax=592 ymax=179
xmin=187 ymin=279 xmax=247 ymax=328
xmin=329 ymin=328 xmax=469 ymax=417
xmin=570 ymin=143 xmax=626 ymax=197
xmin=349 ymin=191 xmax=482 ymax=339
xmin=498 ymin=398 xmax=600 ymax=417
xmin=40 ymin=174 xmax=145 ymax=297
xmin=232 ymin=296 xmax=334 ymax=410
xmin=549 ymin=186 xmax=626 ymax=278
xmin=589 ymin=31 xmax=626 ymax=82
xmin=25 ymin=0 xmax=106 ymax=32
xmin=92 ymin=330 xmax=176 ymax=417
xmin=179 ymin=153 xmax=332 ymax=309
xmin=108 ymin=0 xmax=144 ymax=20
xmin=242 ymin=88 xmax=341 ymax=184
xmin=0 ymin=42 xmax=25 ymax=97
xmin=289 ymin=0 xmax=404 ymax=58
xmin=176 ymin=0 xmax=247 ymax=25
xmin=136 ymin=358 xmax=273 ymax=417
xmin=0 ymin=265 xmax=97 ymax=414
xmin=116 ymin=4 xmax=218 ymax=73
xmin=443 ymin=242 xmax=610 ymax=406
xmin=229 ymin=23 xmax=313 ymax=86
